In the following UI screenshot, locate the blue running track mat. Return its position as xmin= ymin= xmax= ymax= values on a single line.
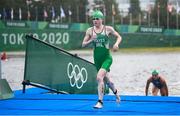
xmin=0 ymin=88 xmax=180 ymax=115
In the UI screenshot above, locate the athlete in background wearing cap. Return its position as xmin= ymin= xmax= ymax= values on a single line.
xmin=145 ymin=70 xmax=168 ymax=96
xmin=82 ymin=10 xmax=122 ymax=109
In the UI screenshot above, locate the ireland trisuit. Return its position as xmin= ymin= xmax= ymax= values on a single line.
xmin=92 ymin=26 xmax=112 ymax=71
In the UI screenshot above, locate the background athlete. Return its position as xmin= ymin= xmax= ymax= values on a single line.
xmin=82 ymin=10 xmax=122 ymax=109
xmin=145 ymin=70 xmax=169 ymax=96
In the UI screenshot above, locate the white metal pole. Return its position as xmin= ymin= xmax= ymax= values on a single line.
xmin=148 ymin=12 xmax=150 ymax=26
xmin=167 ymin=10 xmax=169 ymax=29
xmin=130 ymin=13 xmax=132 ymax=25
xmin=157 ymin=4 xmax=160 ymax=27
xmin=120 ymin=10 xmax=123 ymax=25
xmin=139 ymin=13 xmax=141 ymax=26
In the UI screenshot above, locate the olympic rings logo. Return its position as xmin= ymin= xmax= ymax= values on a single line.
xmin=67 ymin=62 xmax=88 ymax=89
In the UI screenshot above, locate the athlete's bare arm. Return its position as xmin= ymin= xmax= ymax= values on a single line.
xmin=82 ymin=28 xmax=94 ymax=47
xmin=106 ymin=26 xmax=122 ymax=52
xmin=145 ymin=77 xmax=152 ymax=96
xmin=160 ymin=76 xmax=169 ymax=96
xmin=164 ymin=82 xmax=169 ymax=96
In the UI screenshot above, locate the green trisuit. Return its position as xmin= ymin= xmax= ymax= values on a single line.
xmin=92 ymin=26 xmax=112 ymax=71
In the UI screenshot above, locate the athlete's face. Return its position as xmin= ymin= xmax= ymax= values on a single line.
xmin=92 ymin=18 xmax=103 ymax=27
xmin=152 ymin=74 xmax=158 ymax=80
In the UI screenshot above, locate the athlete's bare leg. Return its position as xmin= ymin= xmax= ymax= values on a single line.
xmin=93 ymin=68 xmax=107 ymax=109
xmin=105 ymin=73 xmax=120 ymax=103
xmin=97 ymin=68 xmax=107 ymax=100
xmin=160 ymin=87 xmax=168 ymax=96
xmin=152 ymin=86 xmax=159 ymax=96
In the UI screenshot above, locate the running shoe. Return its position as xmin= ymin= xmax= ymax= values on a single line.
xmin=93 ymin=100 xmax=103 ymax=109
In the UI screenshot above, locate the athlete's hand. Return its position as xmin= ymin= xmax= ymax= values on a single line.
xmin=112 ymin=44 xmax=119 ymax=52
xmin=87 ymin=35 xmax=96 ymax=44
xmin=91 ymin=35 xmax=97 ymax=41
xmin=82 ymin=35 xmax=96 ymax=47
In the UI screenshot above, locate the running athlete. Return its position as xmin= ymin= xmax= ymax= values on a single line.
xmin=82 ymin=10 xmax=122 ymax=109
xmin=145 ymin=70 xmax=168 ymax=96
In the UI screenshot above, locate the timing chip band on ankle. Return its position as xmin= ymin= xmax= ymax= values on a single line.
xmin=114 ymin=89 xmax=117 ymax=95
